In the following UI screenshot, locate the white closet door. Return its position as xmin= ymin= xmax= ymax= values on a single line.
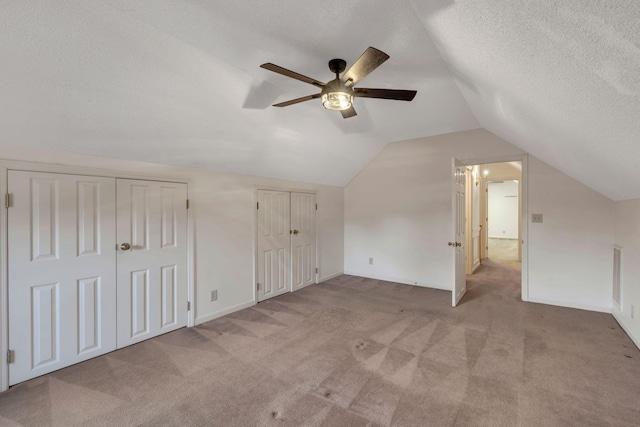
xmin=8 ymin=171 xmax=116 ymax=385
xmin=116 ymin=179 xmax=188 ymax=348
xmin=291 ymin=192 xmax=316 ymax=290
xmin=257 ymin=190 xmax=291 ymax=302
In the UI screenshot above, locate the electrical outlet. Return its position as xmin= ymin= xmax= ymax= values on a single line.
xmin=210 ymin=290 xmax=218 ymax=302
xmin=531 ymin=214 xmax=543 ymax=223
xmin=369 ymin=257 xmax=373 ymax=265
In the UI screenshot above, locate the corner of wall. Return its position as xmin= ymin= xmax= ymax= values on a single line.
xmin=195 ymin=300 xmax=256 ymax=326
xmin=612 ymin=308 xmax=640 ymax=351
xmin=319 ymin=272 xmax=344 ymax=283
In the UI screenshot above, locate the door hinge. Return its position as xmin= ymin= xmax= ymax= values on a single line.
xmin=186 ymin=199 xmax=190 ymax=209
xmin=187 ymin=301 xmax=191 ymax=311
xmin=5 ymin=193 xmax=12 ymax=208
xmin=315 ymin=267 xmax=318 ymax=274
xmin=7 ymin=350 xmax=14 ymax=364
xmin=315 ymin=203 xmax=318 ymax=210
xmin=257 ymin=202 xmax=259 ymax=210
xmin=256 ymin=283 xmax=260 ymax=291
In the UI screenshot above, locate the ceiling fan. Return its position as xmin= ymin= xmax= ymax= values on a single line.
xmin=260 ymin=47 xmax=417 ymax=119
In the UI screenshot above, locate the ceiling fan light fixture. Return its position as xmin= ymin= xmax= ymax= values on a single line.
xmin=321 ymin=91 xmax=353 ymax=111
xmin=261 ymin=47 xmax=417 ymax=119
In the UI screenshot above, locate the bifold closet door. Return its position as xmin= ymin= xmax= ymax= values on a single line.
xmin=291 ymin=192 xmax=316 ymax=290
xmin=116 ymin=179 xmax=188 ymax=348
xmin=8 ymin=171 xmax=117 ymax=385
xmin=256 ymin=190 xmax=291 ymax=302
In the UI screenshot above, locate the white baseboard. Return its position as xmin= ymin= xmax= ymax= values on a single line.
xmin=318 ymin=271 xmax=343 ymax=283
xmin=612 ymin=311 xmax=640 ymax=351
xmin=194 ymin=300 xmax=255 ymax=326
xmin=343 ymin=271 xmax=450 ymax=291
xmin=528 ymin=297 xmax=611 ymax=314
xmin=293 ymin=281 xmax=315 ymax=291
xmin=195 ymin=274 xmax=346 ymax=326
xmin=471 ymin=262 xmax=481 ymax=274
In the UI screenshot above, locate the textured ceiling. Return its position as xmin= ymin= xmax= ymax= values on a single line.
xmin=0 ymin=0 xmax=477 ymax=186
xmin=1 ymin=1 xmax=638 ymax=199
xmin=414 ymin=0 xmax=640 ymax=200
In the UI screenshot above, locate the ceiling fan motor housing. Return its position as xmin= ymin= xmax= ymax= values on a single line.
xmin=328 ymin=58 xmax=347 ymax=75
xmin=322 ymin=78 xmax=352 ymax=96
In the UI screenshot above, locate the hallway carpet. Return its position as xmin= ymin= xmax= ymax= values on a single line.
xmin=0 ymin=262 xmax=638 ymax=426
xmin=487 ymin=238 xmax=521 ymax=270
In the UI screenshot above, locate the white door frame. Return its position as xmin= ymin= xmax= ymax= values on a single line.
xmin=253 ymin=187 xmax=318 ymax=305
xmin=455 ymin=154 xmax=529 ymax=302
xmin=0 ymin=159 xmax=194 ymax=392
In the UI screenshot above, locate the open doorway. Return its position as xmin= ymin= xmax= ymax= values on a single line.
xmin=480 ymin=162 xmax=522 ymax=271
xmin=487 ymin=179 xmax=521 ymax=270
xmin=465 ymin=161 xmax=523 ymax=283
xmin=452 ymin=154 xmax=528 ymax=307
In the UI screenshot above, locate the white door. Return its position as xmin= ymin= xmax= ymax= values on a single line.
xmin=8 ymin=171 xmax=117 ymax=385
xmin=256 ymin=190 xmax=291 ymax=302
xmin=291 ymin=192 xmax=316 ymax=290
xmin=116 ymin=179 xmax=188 ymax=348
xmin=452 ymin=159 xmax=467 ymax=307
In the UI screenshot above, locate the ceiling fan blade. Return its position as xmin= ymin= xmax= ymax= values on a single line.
xmin=341 ymin=47 xmax=390 ymax=86
xmin=273 ymin=93 xmax=320 ymax=107
xmin=340 ymin=106 xmax=357 ymax=119
xmin=353 ymin=88 xmax=417 ymax=101
xmin=260 ymin=63 xmax=325 ymax=88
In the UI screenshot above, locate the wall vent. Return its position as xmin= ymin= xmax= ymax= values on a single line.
xmin=613 ymin=246 xmax=622 ymax=308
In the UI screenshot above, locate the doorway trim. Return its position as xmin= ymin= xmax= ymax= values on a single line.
xmin=456 ymin=154 xmax=529 ymax=302
xmin=0 ymin=159 xmax=194 ymax=392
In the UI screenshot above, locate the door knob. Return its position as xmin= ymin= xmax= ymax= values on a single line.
xmin=448 ymin=242 xmax=454 ymax=246
xmin=293 ymin=230 xmax=299 ymax=235
xmin=456 ymin=242 xmax=462 ymax=247
xmin=120 ymin=243 xmax=131 ymax=251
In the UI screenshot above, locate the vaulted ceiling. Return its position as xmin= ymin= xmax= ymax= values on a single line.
xmin=1 ymin=1 xmax=638 ymax=200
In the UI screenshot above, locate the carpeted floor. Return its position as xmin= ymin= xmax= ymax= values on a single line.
xmin=488 ymin=238 xmax=521 ymax=271
xmin=0 ymin=261 xmax=639 ymax=426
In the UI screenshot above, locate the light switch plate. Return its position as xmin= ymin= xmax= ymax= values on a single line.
xmin=531 ymin=213 xmax=543 ymax=223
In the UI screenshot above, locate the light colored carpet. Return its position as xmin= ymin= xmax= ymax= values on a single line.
xmin=0 ymin=262 xmax=639 ymax=426
xmin=488 ymin=238 xmax=521 ymax=271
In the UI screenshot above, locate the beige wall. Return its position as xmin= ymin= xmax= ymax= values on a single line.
xmin=188 ymin=170 xmax=344 ymax=323
xmin=345 ymin=129 xmax=523 ymax=290
xmin=527 ymin=156 xmax=614 ymax=310
xmin=345 ymin=129 xmax=615 ymax=312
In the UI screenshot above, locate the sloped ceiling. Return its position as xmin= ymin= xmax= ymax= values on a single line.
xmin=0 ymin=1 xmax=638 ymax=200
xmin=413 ymin=0 xmax=640 ymax=200
xmin=0 ymin=0 xmax=477 ymax=186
